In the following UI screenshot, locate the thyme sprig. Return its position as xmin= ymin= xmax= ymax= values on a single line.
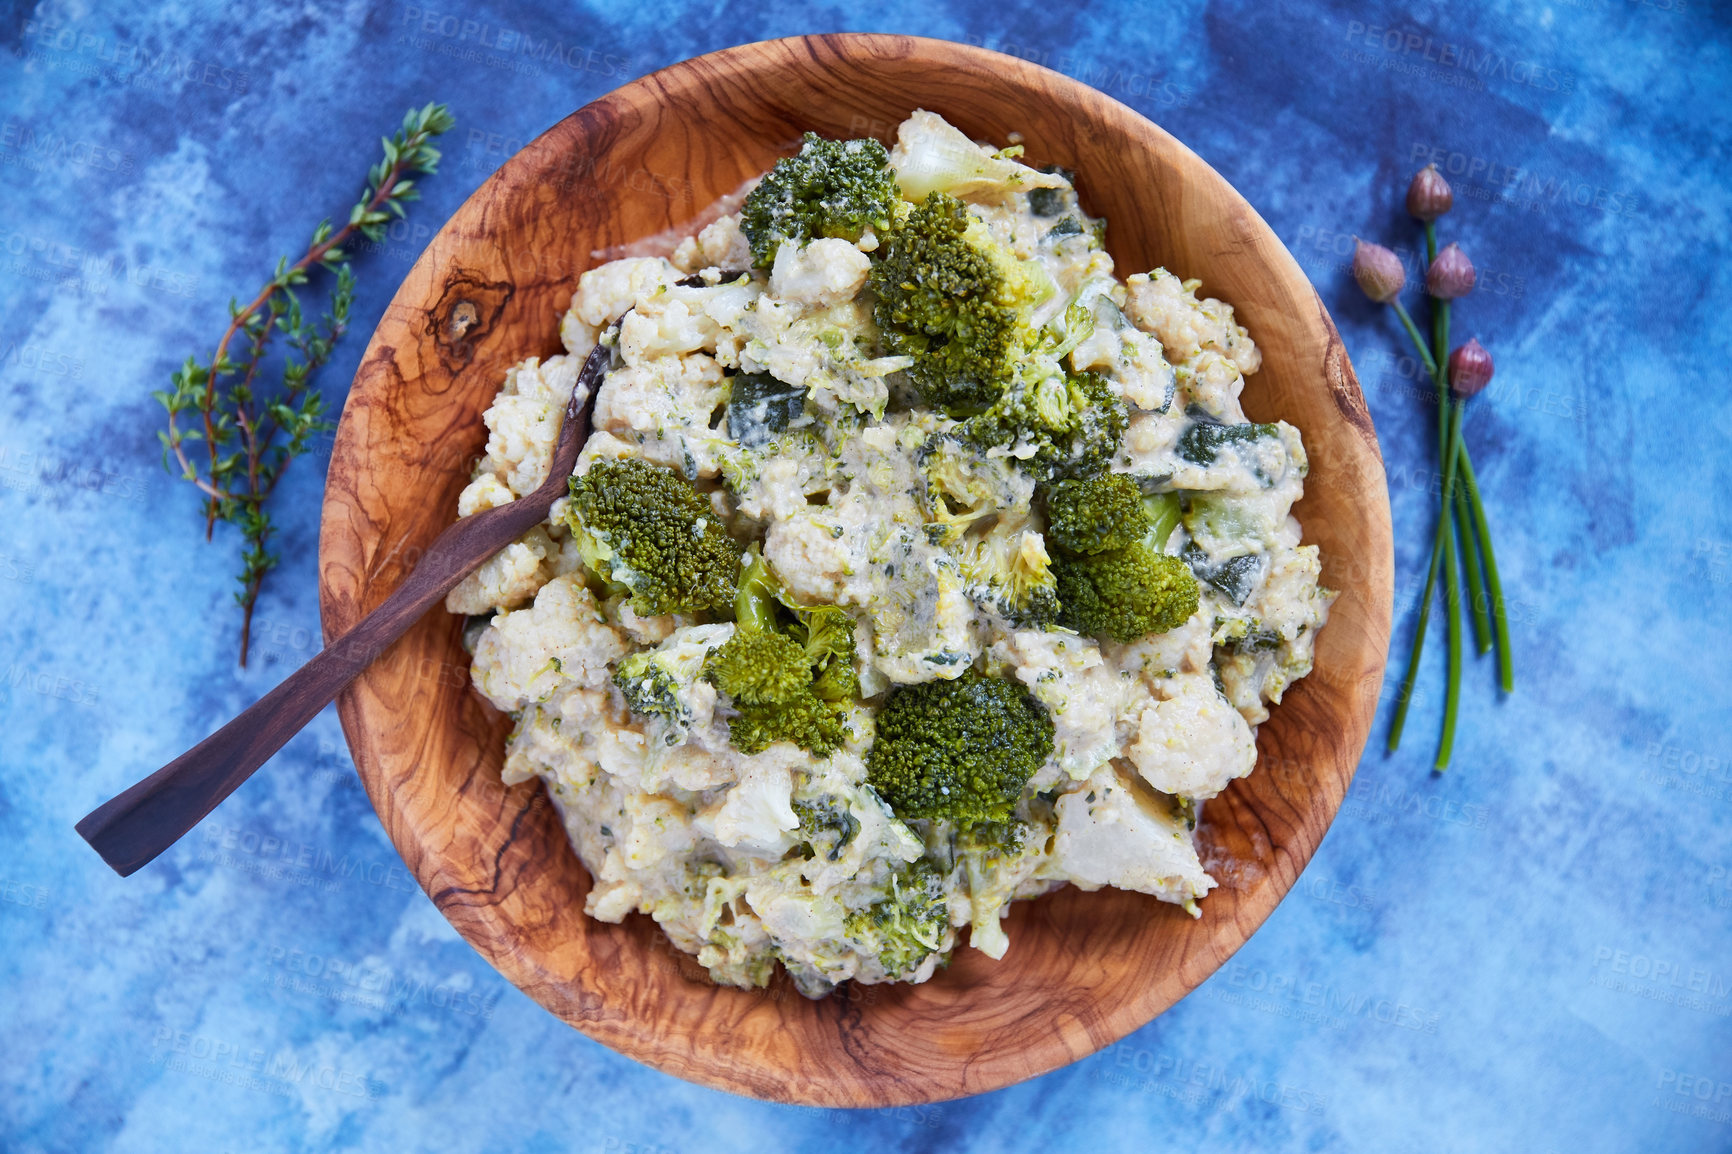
xmin=156 ymin=102 xmax=456 ymax=666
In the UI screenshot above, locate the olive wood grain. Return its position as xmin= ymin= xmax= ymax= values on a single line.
xmin=75 ymin=342 xmax=605 ymax=877
xmin=316 ymin=33 xmax=1393 ymax=1107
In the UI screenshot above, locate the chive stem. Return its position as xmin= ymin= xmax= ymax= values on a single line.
xmin=1455 ymin=473 xmax=1492 ymax=654
xmin=1431 ymin=293 xmax=1460 ymax=769
xmin=1457 ymin=445 xmax=1513 ymax=691
xmin=1385 ymin=528 xmax=1442 ymax=750
xmin=1390 ymin=301 xmax=1438 ymax=377
xmin=1437 ymin=404 xmax=1465 ymax=769
xmin=1386 ymin=419 xmax=1465 ymax=751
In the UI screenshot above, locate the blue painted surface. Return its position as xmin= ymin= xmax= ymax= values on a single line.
xmin=2 ymin=1 xmax=1729 ymax=1149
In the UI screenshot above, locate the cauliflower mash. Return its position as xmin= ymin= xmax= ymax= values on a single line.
xmin=445 ymin=112 xmax=1335 ymax=997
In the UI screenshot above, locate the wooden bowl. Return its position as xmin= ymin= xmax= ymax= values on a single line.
xmin=317 ymin=33 xmax=1392 ymax=1106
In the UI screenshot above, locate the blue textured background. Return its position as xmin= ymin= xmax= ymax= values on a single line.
xmin=3 ymin=1 xmax=1729 ymax=1149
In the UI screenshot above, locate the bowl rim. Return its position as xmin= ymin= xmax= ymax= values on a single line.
xmin=318 ymin=31 xmax=1392 ymax=1105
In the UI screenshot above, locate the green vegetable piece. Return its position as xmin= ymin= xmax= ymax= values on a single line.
xmin=740 ymin=133 xmax=900 ymax=268
xmin=1028 ymin=166 xmax=1075 ymax=217
xmin=726 ymin=372 xmax=808 ymax=448
xmin=1045 ymin=216 xmax=1084 ymax=240
xmin=975 ymin=543 xmax=1061 ymax=629
xmin=958 ymin=818 xmax=1026 ymax=859
xmin=703 ymin=629 xmax=811 ymax=705
xmin=1176 ymin=416 xmax=1281 ymax=466
xmin=703 ymin=555 xmax=853 ymax=757
xmin=792 ymin=605 xmax=859 ymax=702
xmin=1052 ymin=544 xmax=1200 ymax=642
xmin=1181 ymin=540 xmax=1265 ymax=607
xmin=1045 ymin=474 xmax=1150 ymax=555
xmin=732 ymin=548 xmax=780 ymax=632
xmin=1028 ymin=188 xmax=1065 ymax=218
xmin=792 ymin=797 xmax=862 ymax=862
xmin=566 ymin=458 xmax=743 ymax=617
xmin=959 ymin=369 xmax=1127 ymax=483
xmin=1142 ymin=491 xmax=1184 ymax=549
xmin=1216 ymin=616 xmax=1282 ymax=654
xmin=867 ymin=671 xmax=1054 ymax=825
xmin=612 ymin=651 xmax=686 ymax=725
xmin=843 ymin=858 xmax=950 ymax=979
xmin=727 ymin=695 xmax=848 ymax=757
xmin=869 ymin=192 xmax=1052 ymax=414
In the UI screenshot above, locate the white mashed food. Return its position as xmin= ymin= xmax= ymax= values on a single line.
xmin=445 ymin=112 xmax=1336 ymax=997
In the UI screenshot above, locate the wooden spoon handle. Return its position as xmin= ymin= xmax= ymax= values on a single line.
xmin=78 ymin=341 xmax=607 ymax=877
xmin=74 ymin=501 xmax=543 ymax=876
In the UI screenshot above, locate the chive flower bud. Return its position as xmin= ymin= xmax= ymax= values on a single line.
xmin=1448 ymin=338 xmax=1494 ymax=400
xmin=1352 ymin=238 xmax=1406 ymax=303
xmin=1406 ymin=164 xmax=1454 ymax=222
xmin=1426 ymin=243 xmax=1476 ymax=299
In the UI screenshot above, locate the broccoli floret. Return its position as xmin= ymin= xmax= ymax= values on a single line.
xmin=917 ymin=433 xmax=1027 ymax=543
xmin=1039 ymin=481 xmax=1198 ymax=642
xmin=869 ymin=191 xmax=1053 ymax=414
xmin=566 ymin=458 xmax=742 ymax=617
xmin=1044 ymin=473 xmax=1150 ymax=555
xmin=963 ymin=525 xmax=1060 ymax=629
xmin=704 ymin=627 xmax=847 ymax=756
xmin=612 ymin=652 xmax=684 ymax=726
xmin=734 ymin=549 xmax=859 ymax=700
xmin=610 ymin=627 xmax=729 ymax=748
xmin=917 ymin=436 xmax=1057 ymax=628
xmin=790 ymin=604 xmax=859 ymax=702
xmin=866 ymin=671 xmax=1054 ymax=825
xmin=704 ymin=629 xmax=812 ymax=705
xmin=727 ymin=694 xmax=849 ymax=757
xmin=957 ymin=818 xmax=1026 ymax=858
xmin=740 ymin=133 xmax=900 ymax=268
xmin=1040 ymin=298 xmax=1098 ymax=363
xmin=1176 ymin=416 xmax=1281 ymax=465
xmin=792 ymin=796 xmax=862 ymax=862
xmin=959 ymin=368 xmax=1127 ymax=482
xmin=726 ymin=372 xmax=809 ymax=448
xmin=702 ymin=551 xmax=852 ymax=756
xmin=843 ymin=857 xmax=950 ymax=979
xmin=1052 ymin=544 xmax=1200 ymax=642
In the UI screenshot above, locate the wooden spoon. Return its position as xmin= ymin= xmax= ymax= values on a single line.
xmin=75 ymin=339 xmax=610 ymax=877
